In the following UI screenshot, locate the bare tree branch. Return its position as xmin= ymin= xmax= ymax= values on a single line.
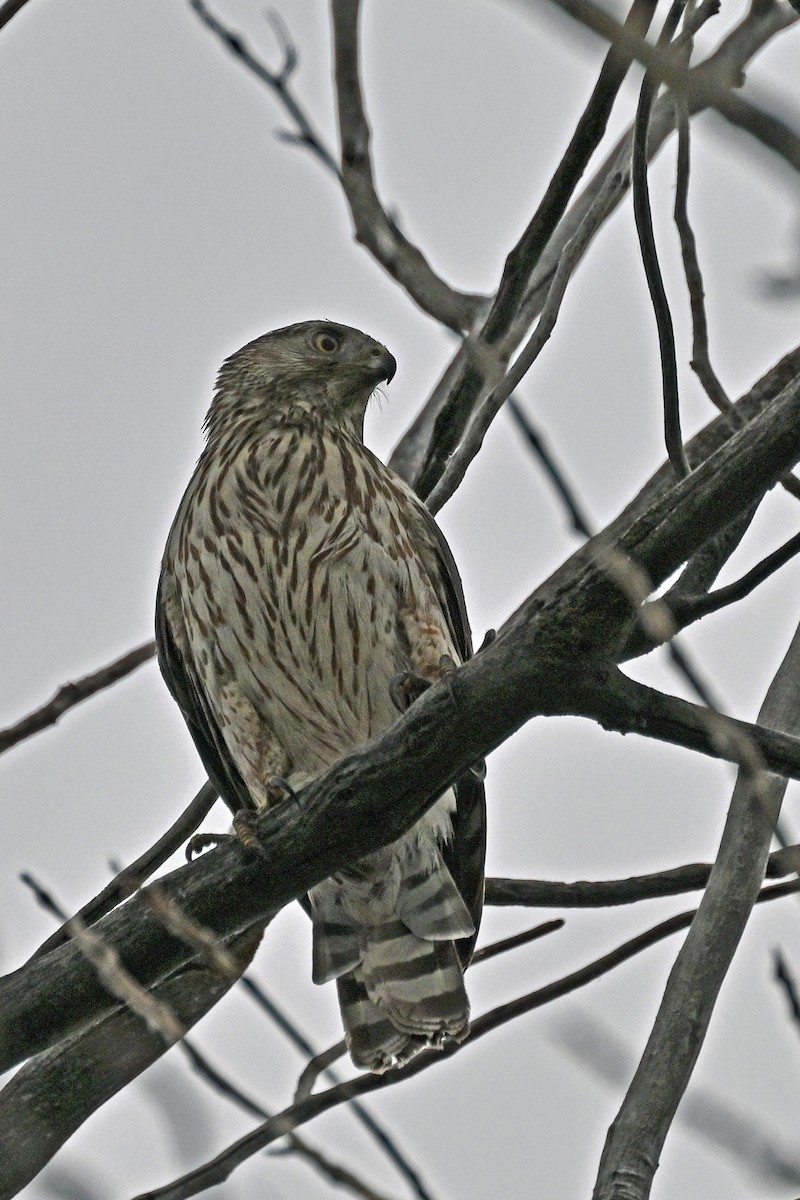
xmin=631 ymin=0 xmax=691 ymax=478
xmin=425 ymin=166 xmax=622 ymax=513
xmin=181 ymin=1029 xmax=403 ymax=1200
xmin=0 ymin=0 xmax=31 ymax=33
xmin=20 ymin=873 xmax=185 ymax=1045
xmin=30 ymin=781 xmax=218 ymax=961
xmin=471 ymin=919 xmax=565 ymax=965
xmin=390 ymin=0 xmax=797 ymax=491
xmin=240 ymin=976 xmax=437 ymax=1200
xmin=655 ymin=528 xmax=800 ymax=625
xmin=673 ymin=101 xmax=730 ymax=411
xmin=483 ymin=0 xmax=659 ymax=341
xmin=0 ymin=640 xmax=155 ymax=756
xmin=187 ymin=0 xmax=340 ymax=177
xmin=486 ymin=844 xmax=800 ymax=907
xmin=506 ymin=397 xmax=594 ymax=537
xmin=0 ymin=928 xmax=263 ymax=1197
xmin=392 ymin=0 xmax=659 ymax=493
xmin=554 ymin=1010 xmax=800 ymax=1186
xmin=773 ymin=948 xmax=800 ymax=1028
xmin=592 ymin=616 xmax=800 ymax=1198
xmin=330 ymin=0 xmax=483 ymax=331
xmin=543 ymin=0 xmax=800 ymax=170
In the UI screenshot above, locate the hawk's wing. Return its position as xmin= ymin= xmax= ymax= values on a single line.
xmin=155 ymin=568 xmax=255 ymax=816
xmin=412 ymin=500 xmax=487 ymax=966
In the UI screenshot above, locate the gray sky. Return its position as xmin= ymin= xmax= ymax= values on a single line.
xmin=2 ymin=1 xmax=800 ymax=1197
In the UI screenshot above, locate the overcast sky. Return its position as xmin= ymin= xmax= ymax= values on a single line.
xmin=2 ymin=2 xmax=800 ymax=1198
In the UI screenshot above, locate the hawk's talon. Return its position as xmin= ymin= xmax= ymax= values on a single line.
xmin=389 ymin=670 xmax=433 ymax=713
xmin=265 ymin=774 xmax=296 ymax=805
xmin=438 ymin=653 xmax=457 ymax=677
xmin=186 ymin=830 xmax=235 ymax=861
xmin=468 ymin=758 xmax=487 ymax=782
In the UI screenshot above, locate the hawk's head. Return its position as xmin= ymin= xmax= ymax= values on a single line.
xmin=206 ymin=321 xmax=396 ymax=439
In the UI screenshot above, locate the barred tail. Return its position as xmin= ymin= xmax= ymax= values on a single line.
xmin=310 ymin=848 xmax=475 ymax=1072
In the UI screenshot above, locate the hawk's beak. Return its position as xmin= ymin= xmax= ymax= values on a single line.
xmin=370 ymin=346 xmax=396 ymax=385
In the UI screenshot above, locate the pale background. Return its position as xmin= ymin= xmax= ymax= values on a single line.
xmin=2 ymin=1 xmax=800 ymax=1197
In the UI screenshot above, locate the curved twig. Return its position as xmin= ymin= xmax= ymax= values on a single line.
xmin=331 ymin=0 xmax=482 ymax=331
xmin=0 ymin=640 xmax=155 ymax=755
xmin=29 ymin=781 xmax=218 ymax=961
xmin=631 ymin=0 xmax=691 ymax=478
xmin=188 ymin=0 xmax=339 ymax=176
xmin=241 ymin=977 xmax=438 ymax=1200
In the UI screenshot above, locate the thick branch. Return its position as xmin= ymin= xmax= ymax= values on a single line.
xmin=0 ymin=927 xmax=263 ymax=1199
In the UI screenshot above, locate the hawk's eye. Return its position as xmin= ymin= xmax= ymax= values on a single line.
xmin=313 ymin=331 xmax=340 ymax=354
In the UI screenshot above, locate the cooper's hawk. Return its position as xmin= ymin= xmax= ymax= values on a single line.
xmin=156 ymin=321 xmax=486 ymax=1071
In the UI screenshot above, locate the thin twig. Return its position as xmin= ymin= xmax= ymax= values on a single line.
xmin=471 ymin=919 xmax=565 ymax=965
xmin=294 ymin=1041 xmax=349 ymax=1104
xmin=660 ymin=529 xmax=800 ymax=624
xmin=180 ymin=1037 xmax=400 ymax=1200
xmin=331 ymin=0 xmax=481 ymax=331
xmin=241 ymin=977 xmax=438 ymax=1200
xmin=631 ymin=0 xmax=691 ymax=479
xmin=21 ymin=873 xmax=184 ymax=1044
xmin=486 ymin=845 xmax=800 ymax=907
xmin=188 ymin=0 xmax=340 ymax=176
xmin=507 ymin=373 xmax=722 ymax=708
xmin=506 ymin=397 xmax=593 ymax=537
xmin=672 ymin=101 xmax=731 ymax=412
xmin=128 ymin=878 xmax=800 ymax=1200
xmin=30 ymin=781 xmax=218 ymax=960
xmin=426 ymin=168 xmax=621 ymax=514
xmin=672 ymin=103 xmax=800 ymax=500
xmin=0 ymin=640 xmax=155 ymax=755
xmin=773 ymin=948 xmax=800 ymax=1031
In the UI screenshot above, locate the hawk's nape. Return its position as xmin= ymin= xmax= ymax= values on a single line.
xmin=156 ymin=320 xmax=486 ymax=1071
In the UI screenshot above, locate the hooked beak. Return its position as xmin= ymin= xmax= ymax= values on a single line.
xmin=368 ymin=345 xmax=397 ymax=384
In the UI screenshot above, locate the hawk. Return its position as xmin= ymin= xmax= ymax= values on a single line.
xmin=156 ymin=321 xmax=486 ymax=1071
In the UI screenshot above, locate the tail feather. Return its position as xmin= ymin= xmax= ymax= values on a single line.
xmin=311 ymin=852 xmax=474 ymax=1071
xmin=395 ymin=862 xmax=475 ymax=940
xmin=359 ymin=921 xmax=469 ymax=1038
xmin=336 ymin=974 xmax=426 ymax=1073
xmin=308 ymin=878 xmax=361 ymax=983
